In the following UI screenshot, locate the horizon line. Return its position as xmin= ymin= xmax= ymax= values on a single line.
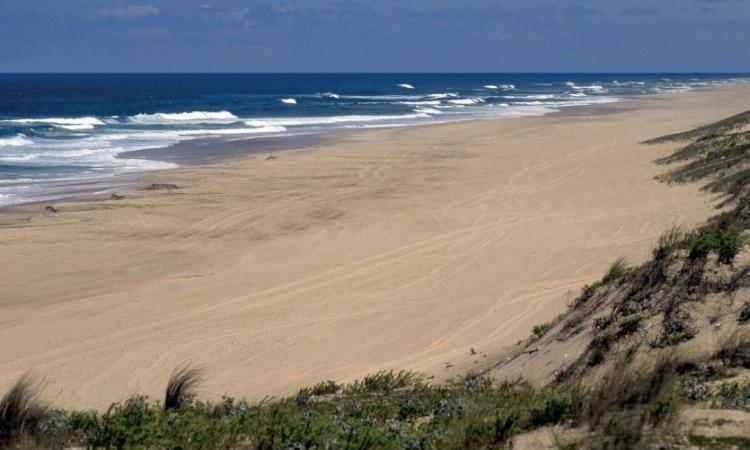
xmin=1 ymin=71 xmax=749 ymax=75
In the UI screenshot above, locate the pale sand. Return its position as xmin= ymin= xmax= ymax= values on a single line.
xmin=1 ymin=84 xmax=748 ymax=409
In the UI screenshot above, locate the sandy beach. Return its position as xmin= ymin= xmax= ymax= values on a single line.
xmin=1 ymin=83 xmax=748 ymax=409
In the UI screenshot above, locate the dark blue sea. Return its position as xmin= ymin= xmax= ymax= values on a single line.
xmin=0 ymin=73 xmax=747 ymax=206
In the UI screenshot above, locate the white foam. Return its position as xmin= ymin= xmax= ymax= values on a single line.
xmin=0 ymin=134 xmax=33 ymax=147
xmin=180 ymin=125 xmax=287 ymax=135
xmin=414 ymin=108 xmax=443 ymax=115
xmin=53 ymin=124 xmax=95 ymax=131
xmin=448 ymin=98 xmax=485 ymax=105
xmin=486 ymin=105 xmax=560 ymax=118
xmin=318 ymin=92 xmax=340 ymax=99
xmin=499 ymin=84 xmax=515 ymax=91
xmin=128 ymin=111 xmax=239 ymax=123
xmin=514 ymin=97 xmax=621 ymax=108
xmin=569 ymin=84 xmax=607 ymax=93
xmin=397 ymin=83 xmax=415 ymax=89
xmin=244 ymin=113 xmax=429 ymax=128
xmin=484 ymin=85 xmax=499 ymax=90
xmin=427 ymin=92 xmax=459 ymax=99
xmin=504 ymin=94 xmax=557 ymax=100
xmin=5 ymin=117 xmax=105 ymax=126
xmin=399 ymin=100 xmax=442 ymax=106
xmin=280 ymin=98 xmax=297 ymax=105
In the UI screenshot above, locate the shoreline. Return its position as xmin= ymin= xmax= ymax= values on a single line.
xmin=2 ymin=83 xmax=749 ymax=409
xmin=0 ymin=86 xmax=691 ymax=211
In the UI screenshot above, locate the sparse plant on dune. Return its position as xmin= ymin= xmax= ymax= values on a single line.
xmin=585 ymin=356 xmax=681 ymax=447
xmin=164 ymin=366 xmax=203 ymax=411
xmin=531 ymin=321 xmax=553 ymax=340
xmin=716 ymin=329 xmax=750 ymax=369
xmin=346 ymin=370 xmax=425 ymax=394
xmin=653 ymin=226 xmax=683 ymax=260
xmin=602 ymin=257 xmax=631 ymax=284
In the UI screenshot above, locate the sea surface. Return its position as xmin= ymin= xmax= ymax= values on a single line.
xmin=0 ymin=73 xmax=747 ymax=206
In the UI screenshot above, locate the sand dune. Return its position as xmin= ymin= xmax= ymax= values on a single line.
xmin=1 ymin=84 xmax=749 ymax=409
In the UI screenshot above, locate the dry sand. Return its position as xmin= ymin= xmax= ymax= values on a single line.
xmin=1 ymin=84 xmax=748 ymax=409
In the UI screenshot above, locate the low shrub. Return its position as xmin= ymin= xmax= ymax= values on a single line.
xmin=684 ymin=228 xmax=745 ymax=264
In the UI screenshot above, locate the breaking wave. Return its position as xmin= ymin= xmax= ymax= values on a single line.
xmin=0 ymin=133 xmax=33 ymax=147
xmin=5 ymin=117 xmax=105 ymax=126
xmin=128 ymin=111 xmax=239 ymax=123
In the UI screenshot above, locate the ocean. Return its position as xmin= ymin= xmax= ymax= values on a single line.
xmin=0 ymin=73 xmax=747 ymax=206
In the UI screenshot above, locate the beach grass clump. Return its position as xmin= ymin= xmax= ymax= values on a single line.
xmin=345 ymin=370 xmax=425 ymax=395
xmin=164 ymin=366 xmax=203 ymax=411
xmin=531 ymin=321 xmax=553 ymax=340
xmin=0 ymin=375 xmax=48 ymax=446
xmin=653 ymin=226 xmax=684 ymax=261
xmin=602 ymin=257 xmax=632 ymax=285
xmin=585 ymin=357 xmax=681 ymax=446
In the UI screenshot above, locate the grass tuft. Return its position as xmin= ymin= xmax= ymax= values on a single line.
xmin=602 ymin=257 xmax=631 ymax=284
xmin=164 ymin=366 xmax=203 ymax=411
xmin=0 ymin=375 xmax=48 ymax=446
xmin=716 ymin=330 xmax=750 ymax=369
xmin=346 ymin=370 xmax=425 ymax=394
xmin=653 ymin=226 xmax=683 ymax=260
xmin=531 ymin=321 xmax=553 ymax=340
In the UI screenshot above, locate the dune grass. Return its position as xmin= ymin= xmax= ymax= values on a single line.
xmin=644 ymin=109 xmax=750 ymax=144
xmin=0 ymin=375 xmax=48 ymax=446
xmin=164 ymin=366 xmax=203 ymax=411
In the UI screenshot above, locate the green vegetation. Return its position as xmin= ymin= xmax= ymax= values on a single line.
xmin=8 ymin=346 xmax=749 ymax=449
xmin=684 ymin=228 xmax=746 ymax=264
xmin=688 ymin=434 xmax=750 ymax=449
xmin=4 ymin=360 xmax=737 ymax=450
xmin=2 ymin=370 xmax=584 ymax=449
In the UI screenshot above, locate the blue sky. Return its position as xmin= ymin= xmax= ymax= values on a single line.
xmin=1 ymin=0 xmax=749 ymax=72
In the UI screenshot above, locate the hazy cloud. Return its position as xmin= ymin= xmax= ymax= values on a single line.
xmin=88 ymin=5 xmax=160 ymax=20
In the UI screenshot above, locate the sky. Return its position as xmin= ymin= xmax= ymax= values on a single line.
xmin=0 ymin=0 xmax=749 ymax=72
